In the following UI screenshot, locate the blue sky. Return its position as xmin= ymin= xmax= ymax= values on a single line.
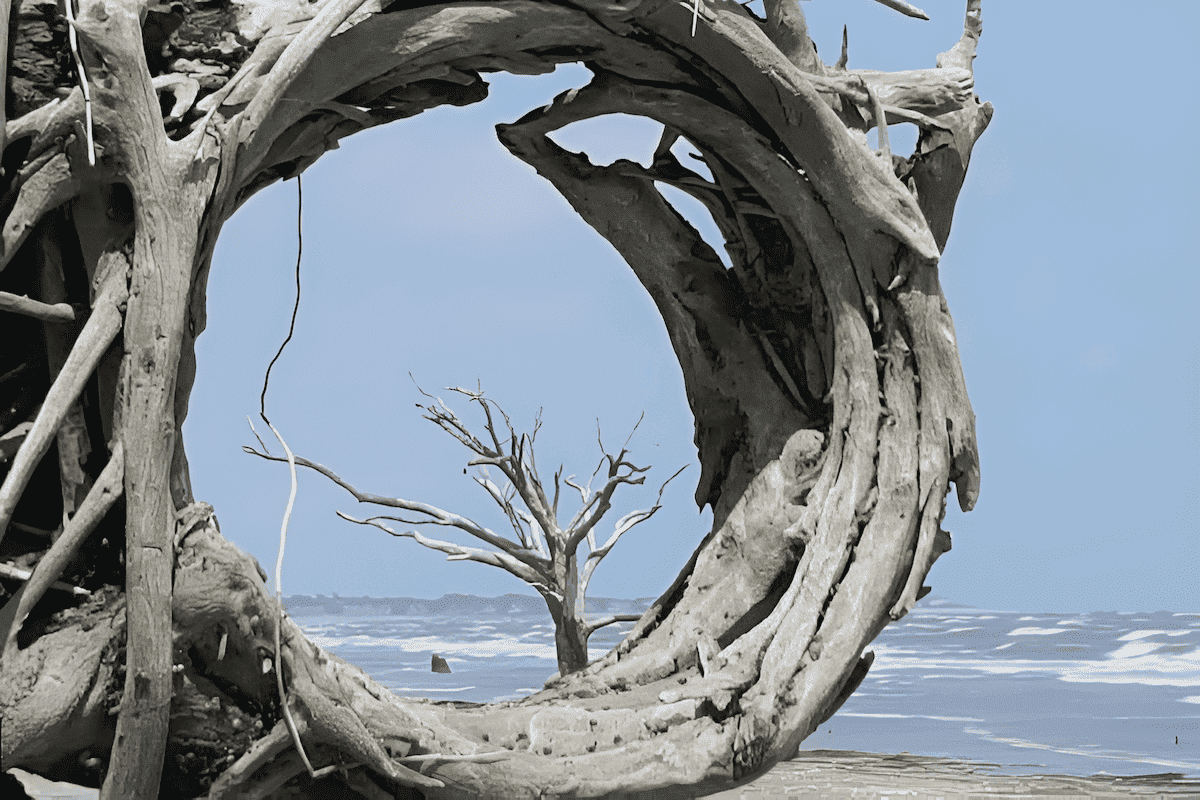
xmin=184 ymin=0 xmax=1198 ymax=613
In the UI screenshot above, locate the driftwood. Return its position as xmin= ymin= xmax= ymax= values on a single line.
xmin=0 ymin=0 xmax=991 ymax=797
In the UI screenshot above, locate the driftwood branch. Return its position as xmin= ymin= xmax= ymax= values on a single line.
xmin=871 ymin=0 xmax=930 ymax=20
xmin=0 ymin=153 xmax=80 ymax=274
xmin=65 ymin=1 xmax=225 ymax=794
xmin=0 ymin=441 xmax=123 ymax=654
xmin=0 ymin=291 xmax=75 ymax=322
xmin=583 ymin=612 xmax=643 ymax=638
xmin=0 ymin=256 xmax=127 ymax=547
xmin=0 ymin=562 xmax=88 ymax=595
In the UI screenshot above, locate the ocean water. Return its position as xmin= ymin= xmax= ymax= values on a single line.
xmin=286 ymin=593 xmax=1200 ymax=779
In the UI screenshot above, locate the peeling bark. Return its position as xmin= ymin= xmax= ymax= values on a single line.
xmin=0 ymin=0 xmax=990 ymax=797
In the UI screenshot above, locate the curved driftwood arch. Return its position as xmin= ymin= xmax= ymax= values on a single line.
xmin=0 ymin=0 xmax=990 ymax=797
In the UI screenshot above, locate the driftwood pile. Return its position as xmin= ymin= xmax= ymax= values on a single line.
xmin=0 ymin=1 xmax=990 ymax=797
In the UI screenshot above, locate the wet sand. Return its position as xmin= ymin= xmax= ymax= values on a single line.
xmin=12 ymin=750 xmax=1200 ymax=798
xmin=709 ymin=750 xmax=1200 ymax=799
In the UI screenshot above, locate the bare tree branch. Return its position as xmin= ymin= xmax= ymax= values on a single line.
xmin=337 ymin=513 xmax=549 ymax=588
xmin=473 ymin=469 xmax=530 ymax=545
xmin=419 ymin=385 xmax=564 ymax=547
xmin=242 ymin=447 xmax=547 ymax=572
xmin=516 ymin=509 xmax=550 ymax=560
xmin=583 ymin=613 xmax=644 ymax=638
xmin=566 ymin=452 xmax=651 ymax=553
xmin=249 ymin=383 xmax=675 ymax=675
xmin=578 ymin=464 xmax=688 ymax=599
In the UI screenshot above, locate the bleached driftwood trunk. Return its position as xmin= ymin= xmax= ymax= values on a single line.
xmin=0 ymin=0 xmax=990 ymax=797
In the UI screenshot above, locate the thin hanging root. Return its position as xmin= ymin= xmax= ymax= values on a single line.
xmin=1 ymin=442 xmax=123 ymax=652
xmin=675 ymin=0 xmax=700 ymax=36
xmin=259 ymin=416 xmax=316 ymax=778
xmin=63 ymin=1 xmax=95 ymax=165
xmin=0 ymin=260 xmax=127 ymax=546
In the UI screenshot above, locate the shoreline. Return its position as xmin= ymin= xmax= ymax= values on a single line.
xmin=12 ymin=749 xmax=1200 ymax=799
xmin=710 ymin=750 xmax=1200 ymax=798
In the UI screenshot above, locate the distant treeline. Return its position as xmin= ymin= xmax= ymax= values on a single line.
xmin=283 ymin=593 xmax=656 ymax=618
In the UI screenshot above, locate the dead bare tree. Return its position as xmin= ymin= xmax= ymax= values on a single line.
xmin=248 ymin=385 xmax=685 ymax=676
xmin=0 ymin=0 xmax=990 ymax=797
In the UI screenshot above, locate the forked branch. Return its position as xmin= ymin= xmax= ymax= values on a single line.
xmin=243 ymin=446 xmax=550 ymax=572
xmin=249 ymin=385 xmax=682 ymax=675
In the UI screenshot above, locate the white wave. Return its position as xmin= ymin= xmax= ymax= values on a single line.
xmin=391 ymin=686 xmax=477 ymax=693
xmin=306 ymin=630 xmax=615 ymax=664
xmin=1180 ymin=696 xmax=1200 ymax=704
xmin=963 ymin=728 xmax=1200 ymax=774
xmin=1007 ymin=627 xmax=1066 ymax=636
xmin=870 ymin=644 xmax=932 ymax=655
xmin=920 ymin=674 xmax=984 ymax=679
xmin=912 ymin=610 xmax=1002 ymax=619
xmin=1118 ymin=629 xmax=1170 ymax=641
xmin=1107 ymin=641 xmax=1166 ymax=659
xmin=305 ymin=632 xmax=560 ymax=660
xmin=871 ymin=651 xmax=1200 ymax=688
xmin=1060 ymin=646 xmax=1200 ymax=686
xmin=306 ymin=634 xmax=351 ymax=649
xmin=839 ymin=712 xmax=984 ymax=722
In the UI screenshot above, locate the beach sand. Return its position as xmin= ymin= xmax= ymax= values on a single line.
xmin=710 ymin=751 xmax=1200 ymax=799
xmin=11 ymin=751 xmax=1200 ymax=798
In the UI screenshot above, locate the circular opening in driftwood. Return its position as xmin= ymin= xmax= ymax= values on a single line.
xmin=191 ymin=68 xmax=714 ymax=611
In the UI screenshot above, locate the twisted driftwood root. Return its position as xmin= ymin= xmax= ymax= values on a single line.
xmin=0 ymin=0 xmax=990 ymax=796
